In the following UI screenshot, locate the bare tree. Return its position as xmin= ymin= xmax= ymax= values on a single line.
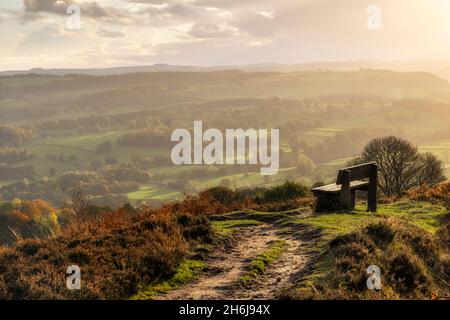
xmin=415 ymin=152 xmax=447 ymax=187
xmin=356 ymin=136 xmax=446 ymax=197
xmin=70 ymin=185 xmax=90 ymax=219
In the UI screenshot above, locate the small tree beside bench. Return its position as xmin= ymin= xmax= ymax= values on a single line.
xmin=311 ymin=162 xmax=378 ymax=213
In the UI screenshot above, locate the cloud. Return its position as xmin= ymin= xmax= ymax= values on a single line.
xmin=21 ymin=0 xmax=132 ymax=22
xmin=2 ymin=0 xmax=450 ymax=71
xmin=15 ymin=24 xmax=89 ymax=56
xmin=188 ymin=23 xmax=239 ymax=38
xmin=97 ymin=29 xmax=126 ymax=38
xmin=23 ymin=0 xmax=69 ymax=15
xmin=191 ymin=0 xmax=272 ymax=9
xmin=140 ymin=3 xmax=213 ymax=26
xmin=258 ymin=11 xmax=274 ymax=19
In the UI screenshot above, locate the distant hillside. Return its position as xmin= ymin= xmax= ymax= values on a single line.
xmin=0 ymin=65 xmax=211 ymax=77
xmin=1 ymin=69 xmax=447 ymax=103
xmin=244 ymin=60 xmax=450 ymax=83
xmin=0 ymin=69 xmax=448 ymax=129
xmin=2 ymin=59 xmax=450 ymax=82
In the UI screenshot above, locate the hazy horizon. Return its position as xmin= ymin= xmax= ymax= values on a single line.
xmin=1 ymin=57 xmax=450 ymax=72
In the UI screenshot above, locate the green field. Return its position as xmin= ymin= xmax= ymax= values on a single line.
xmin=128 ymin=185 xmax=182 ymax=202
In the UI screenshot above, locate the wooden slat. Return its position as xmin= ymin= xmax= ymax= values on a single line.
xmin=311 ymin=180 xmax=369 ymax=194
xmin=336 ymin=162 xmax=376 ymax=184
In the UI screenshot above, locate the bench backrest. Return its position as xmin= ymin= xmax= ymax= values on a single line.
xmin=336 ymin=162 xmax=377 ymax=184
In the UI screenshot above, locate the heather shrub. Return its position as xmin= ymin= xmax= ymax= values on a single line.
xmin=256 ymin=181 xmax=310 ymax=204
xmin=290 ymin=219 xmax=449 ymax=299
xmin=199 ymin=187 xmax=237 ymax=207
xmin=388 ymin=250 xmax=431 ymax=295
xmin=196 ymin=183 xmax=312 ymax=213
xmin=365 ymin=221 xmax=397 ymax=245
xmin=436 ymin=222 xmax=450 ymax=249
xmin=253 ymin=197 xmax=313 ymax=212
xmin=407 ymin=182 xmax=450 ymax=209
xmin=0 ymin=199 xmax=59 ymax=245
xmin=0 ymin=201 xmax=213 ymax=299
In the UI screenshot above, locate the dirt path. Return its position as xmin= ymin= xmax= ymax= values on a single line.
xmin=155 ymin=224 xmax=308 ymax=300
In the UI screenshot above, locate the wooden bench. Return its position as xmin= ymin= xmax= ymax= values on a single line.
xmin=311 ymin=162 xmax=378 ymax=212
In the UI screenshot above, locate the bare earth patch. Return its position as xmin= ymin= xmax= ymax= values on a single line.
xmin=155 ymin=224 xmax=309 ymax=300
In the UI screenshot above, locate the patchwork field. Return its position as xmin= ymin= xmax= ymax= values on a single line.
xmin=1 ymin=70 xmax=449 ymax=207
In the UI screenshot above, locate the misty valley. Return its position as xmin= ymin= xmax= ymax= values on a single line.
xmin=0 ymin=70 xmax=449 ymax=209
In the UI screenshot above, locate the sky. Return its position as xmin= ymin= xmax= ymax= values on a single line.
xmin=0 ymin=0 xmax=450 ymax=71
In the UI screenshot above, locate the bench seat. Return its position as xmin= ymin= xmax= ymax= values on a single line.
xmin=311 ymin=162 xmax=377 ymax=212
xmin=311 ymin=180 xmax=369 ymax=194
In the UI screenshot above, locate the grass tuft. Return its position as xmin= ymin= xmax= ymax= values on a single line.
xmin=131 ymin=259 xmax=204 ymax=300
xmin=211 ymin=219 xmax=262 ymax=236
xmin=239 ymin=240 xmax=287 ymax=288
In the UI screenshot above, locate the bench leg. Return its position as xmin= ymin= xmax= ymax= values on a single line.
xmin=368 ymin=164 xmax=378 ymax=212
xmin=350 ymin=190 xmax=356 ymax=210
xmin=340 ymin=170 xmax=351 ymax=211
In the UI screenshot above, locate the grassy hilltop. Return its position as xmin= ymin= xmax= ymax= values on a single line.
xmin=0 ymin=182 xmax=448 ymax=300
